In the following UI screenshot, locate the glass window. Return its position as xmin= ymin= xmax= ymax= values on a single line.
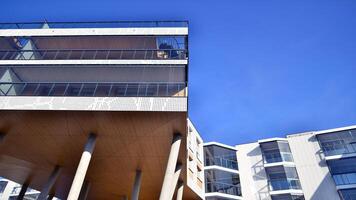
xmin=340 ymin=189 xmax=356 ymax=200
xmin=205 ymin=169 xmax=241 ymax=196
xmin=204 ymin=145 xmax=238 ymax=170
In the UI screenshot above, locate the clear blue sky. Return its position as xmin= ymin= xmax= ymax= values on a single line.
xmin=1 ymin=0 xmax=356 ymax=145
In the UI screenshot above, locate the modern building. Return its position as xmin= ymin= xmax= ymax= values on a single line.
xmin=0 ymin=21 xmax=206 ymax=200
xmin=0 ymin=20 xmax=355 ymax=200
xmin=233 ymin=125 xmax=356 ymax=200
xmin=203 ymin=142 xmax=241 ymax=200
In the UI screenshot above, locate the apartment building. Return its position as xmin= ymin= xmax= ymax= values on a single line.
xmin=203 ymin=142 xmax=241 ymax=200
xmin=231 ymin=125 xmax=356 ymax=200
xmin=0 ymin=21 xmax=205 ymax=200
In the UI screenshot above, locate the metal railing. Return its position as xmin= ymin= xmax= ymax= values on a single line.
xmin=321 ymin=141 xmax=356 ymax=156
xmin=0 ymin=82 xmax=186 ymax=97
xmin=268 ymin=178 xmax=302 ymax=191
xmin=264 ymin=152 xmax=294 ymax=164
xmin=0 ymin=21 xmax=188 ymax=29
xmin=0 ymin=49 xmax=188 ymax=60
xmin=206 ymin=182 xmax=242 ymax=196
xmin=333 ymin=173 xmax=356 ymax=186
xmin=205 ymin=156 xmax=238 ymax=170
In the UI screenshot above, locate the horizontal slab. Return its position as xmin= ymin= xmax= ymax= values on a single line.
xmin=0 ymin=59 xmax=188 ymax=65
xmin=0 ymin=27 xmax=188 ymax=36
xmin=0 ymin=96 xmax=187 ymax=112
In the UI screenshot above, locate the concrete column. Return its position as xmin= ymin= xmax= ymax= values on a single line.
xmin=159 ymin=133 xmax=182 ymax=200
xmin=1 ymin=181 xmax=17 ymax=200
xmin=67 ymin=134 xmax=97 ymax=200
xmin=176 ymin=181 xmax=184 ymax=200
xmin=38 ymin=166 xmax=61 ymax=200
xmin=168 ymin=164 xmax=182 ymax=200
xmin=131 ymin=170 xmax=142 ymax=200
xmin=78 ymin=181 xmax=91 ymax=200
xmin=17 ymin=182 xmax=29 ymax=200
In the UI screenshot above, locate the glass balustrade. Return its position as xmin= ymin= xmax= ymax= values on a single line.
xmin=206 ymin=182 xmax=242 ymax=196
xmin=0 ymin=21 xmax=188 ymax=29
xmin=0 ymin=82 xmax=186 ymax=97
xmin=0 ymin=49 xmax=187 ymax=60
xmin=264 ymin=152 xmax=294 ymax=164
xmin=268 ymin=178 xmax=302 ymax=191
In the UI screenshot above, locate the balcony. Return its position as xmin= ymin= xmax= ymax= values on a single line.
xmin=0 ymin=82 xmax=186 ymax=97
xmin=0 ymin=21 xmax=188 ymax=29
xmin=0 ymin=49 xmax=188 ymax=60
xmin=206 ymin=182 xmax=242 ymax=196
xmin=320 ymin=141 xmax=356 ymax=157
xmin=268 ymin=178 xmax=302 ymax=191
xmin=333 ymin=173 xmax=356 ymax=186
xmin=264 ymin=152 xmax=294 ymax=164
xmin=205 ymin=156 xmax=238 ymax=170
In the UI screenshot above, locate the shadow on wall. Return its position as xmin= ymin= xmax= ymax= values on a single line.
xmin=308 ymin=135 xmax=340 ymax=200
xmin=308 ymin=135 xmax=328 ymax=168
xmin=247 ymin=146 xmax=271 ymax=200
xmin=309 ymin=171 xmax=340 ymax=200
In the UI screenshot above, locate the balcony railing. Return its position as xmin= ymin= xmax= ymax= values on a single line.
xmin=268 ymin=178 xmax=302 ymax=191
xmin=0 ymin=82 xmax=186 ymax=97
xmin=205 ymin=156 xmax=238 ymax=170
xmin=206 ymin=182 xmax=242 ymax=196
xmin=0 ymin=49 xmax=188 ymax=60
xmin=264 ymin=152 xmax=294 ymax=164
xmin=0 ymin=21 xmax=188 ymax=29
xmin=333 ymin=173 xmax=356 ymax=186
xmin=321 ymin=141 xmax=356 ymax=156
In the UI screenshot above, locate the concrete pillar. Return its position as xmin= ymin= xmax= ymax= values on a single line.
xmin=131 ymin=170 xmax=142 ymax=200
xmin=17 ymin=182 xmax=29 ymax=200
xmin=176 ymin=181 xmax=184 ymax=200
xmin=159 ymin=133 xmax=182 ymax=200
xmin=78 ymin=181 xmax=91 ymax=200
xmin=168 ymin=164 xmax=182 ymax=200
xmin=0 ymin=181 xmax=17 ymax=200
xmin=38 ymin=165 xmax=61 ymax=200
xmin=67 ymin=133 xmax=97 ymax=200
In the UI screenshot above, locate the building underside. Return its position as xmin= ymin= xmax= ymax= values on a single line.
xmin=0 ymin=110 xmax=200 ymax=199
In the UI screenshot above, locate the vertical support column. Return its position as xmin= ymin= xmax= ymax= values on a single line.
xmin=176 ymin=181 xmax=184 ymax=200
xmin=17 ymin=182 xmax=29 ymax=200
xmin=169 ymin=164 xmax=182 ymax=200
xmin=131 ymin=170 xmax=142 ymax=200
xmin=38 ymin=165 xmax=61 ymax=200
xmin=78 ymin=181 xmax=91 ymax=200
xmin=0 ymin=181 xmax=17 ymax=200
xmin=159 ymin=133 xmax=182 ymax=200
xmin=67 ymin=133 xmax=97 ymax=200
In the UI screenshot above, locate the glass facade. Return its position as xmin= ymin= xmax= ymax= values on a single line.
xmin=0 ymin=34 xmax=188 ymax=98
xmin=205 ymin=169 xmax=242 ymax=196
xmin=0 ymin=21 xmax=188 ymax=29
xmin=271 ymin=194 xmax=305 ymax=200
xmin=339 ymin=189 xmax=356 ymax=200
xmin=260 ymin=141 xmax=294 ymax=163
xmin=204 ymin=145 xmax=238 ymax=170
xmin=328 ymin=157 xmax=356 ymax=185
xmin=317 ymin=129 xmax=356 ymax=156
xmin=266 ymin=166 xmax=302 ymax=191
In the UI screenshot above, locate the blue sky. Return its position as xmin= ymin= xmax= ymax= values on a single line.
xmin=1 ymin=0 xmax=356 ymax=145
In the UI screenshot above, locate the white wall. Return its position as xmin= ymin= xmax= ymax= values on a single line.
xmin=287 ymin=132 xmax=340 ymax=200
xmin=236 ymin=143 xmax=271 ymax=200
